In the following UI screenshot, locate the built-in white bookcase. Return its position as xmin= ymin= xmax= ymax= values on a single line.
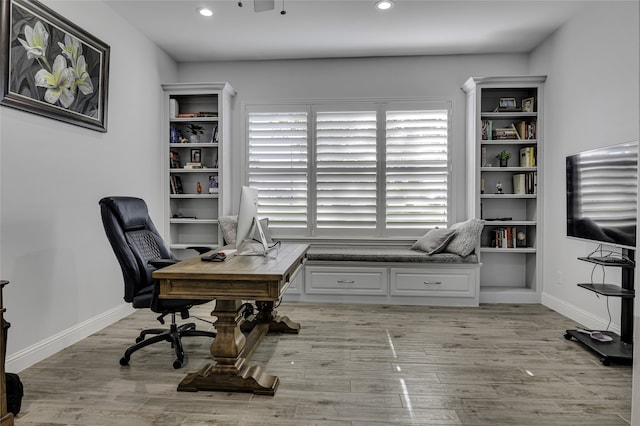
xmin=463 ymin=76 xmax=546 ymax=303
xmin=162 ymin=83 xmax=236 ymax=258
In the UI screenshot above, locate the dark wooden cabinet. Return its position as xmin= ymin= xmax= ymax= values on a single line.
xmin=1 ymin=280 xmax=14 ymax=425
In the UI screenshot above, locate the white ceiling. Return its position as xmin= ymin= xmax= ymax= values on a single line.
xmin=104 ymin=0 xmax=589 ymax=62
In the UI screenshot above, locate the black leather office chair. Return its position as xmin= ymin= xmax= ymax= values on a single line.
xmin=99 ymin=196 xmax=216 ymax=369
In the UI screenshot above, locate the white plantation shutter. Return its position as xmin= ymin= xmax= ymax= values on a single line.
xmin=386 ymin=110 xmax=448 ymax=228
xmin=245 ymin=100 xmax=451 ymax=238
xmin=316 ymin=111 xmax=378 ymax=230
xmin=247 ymin=112 xmax=308 ymax=228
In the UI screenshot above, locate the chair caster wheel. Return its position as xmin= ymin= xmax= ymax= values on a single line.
xmin=564 ymin=333 xmax=572 ymax=340
xmin=120 ymin=357 xmax=130 ymax=366
xmin=173 ymin=358 xmax=184 ymax=369
xmin=601 ymin=358 xmax=611 ymax=366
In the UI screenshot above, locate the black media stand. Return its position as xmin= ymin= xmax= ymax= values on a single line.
xmin=564 ymin=249 xmax=635 ymax=366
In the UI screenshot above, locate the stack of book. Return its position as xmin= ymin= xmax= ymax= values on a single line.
xmin=515 ymin=121 xmax=537 ymax=140
xmin=491 ymin=227 xmax=526 ymax=248
xmin=512 ymin=172 xmax=537 ymax=194
xmin=519 ymin=147 xmax=536 ymax=167
xmin=170 ymin=176 xmax=183 ymax=194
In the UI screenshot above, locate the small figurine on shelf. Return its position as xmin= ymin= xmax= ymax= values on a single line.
xmin=196 ymin=181 xmax=202 ymax=194
xmin=496 ymin=181 xmax=503 ymax=194
xmin=208 ymin=175 xmax=218 ymax=193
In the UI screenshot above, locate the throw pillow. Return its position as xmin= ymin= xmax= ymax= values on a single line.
xmin=218 ymin=215 xmax=238 ymax=244
xmin=218 ymin=215 xmax=273 ymax=245
xmin=444 ymin=218 xmax=485 ymax=257
xmin=411 ymin=228 xmax=457 ymax=255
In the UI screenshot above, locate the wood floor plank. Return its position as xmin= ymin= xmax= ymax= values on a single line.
xmin=12 ymin=302 xmax=631 ymax=425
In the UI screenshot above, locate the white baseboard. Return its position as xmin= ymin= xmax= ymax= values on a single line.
xmin=541 ymin=291 xmax=621 ymax=335
xmin=6 ymin=303 xmax=134 ymax=373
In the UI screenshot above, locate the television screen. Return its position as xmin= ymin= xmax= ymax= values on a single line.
xmin=566 ymin=141 xmax=638 ymax=249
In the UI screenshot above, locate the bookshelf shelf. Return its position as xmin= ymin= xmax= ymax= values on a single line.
xmin=480 ymin=247 xmax=536 ymax=253
xmin=170 ymin=218 xmax=219 ymax=224
xmin=481 ymin=194 xmax=537 ymax=199
xmin=170 ymin=168 xmax=219 ymax=173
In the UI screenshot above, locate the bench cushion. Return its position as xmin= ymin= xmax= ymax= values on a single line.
xmin=306 ymin=247 xmax=478 ymax=264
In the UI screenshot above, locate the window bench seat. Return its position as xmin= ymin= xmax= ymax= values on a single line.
xmin=306 ymin=246 xmax=479 ymax=264
xmin=285 ymin=245 xmax=481 ymax=307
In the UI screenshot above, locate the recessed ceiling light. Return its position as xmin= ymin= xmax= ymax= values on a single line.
xmin=197 ymin=7 xmax=213 ymax=17
xmin=375 ymin=0 xmax=394 ymax=10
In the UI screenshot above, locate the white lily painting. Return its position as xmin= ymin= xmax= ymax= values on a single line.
xmin=5 ymin=0 xmax=107 ymax=130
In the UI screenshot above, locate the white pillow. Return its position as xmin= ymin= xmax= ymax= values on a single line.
xmin=218 ymin=215 xmax=272 ymax=244
xmin=218 ymin=215 xmax=238 ymax=244
xmin=411 ymin=228 xmax=457 ymax=255
xmin=443 ymin=218 xmax=485 ymax=257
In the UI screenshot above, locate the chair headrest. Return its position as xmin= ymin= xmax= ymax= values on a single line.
xmin=100 ymin=196 xmax=151 ymax=232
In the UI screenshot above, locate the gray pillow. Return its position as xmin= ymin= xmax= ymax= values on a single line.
xmin=411 ymin=228 xmax=457 ymax=255
xmin=218 ymin=215 xmax=238 ymax=244
xmin=218 ymin=215 xmax=272 ymax=245
xmin=443 ymin=218 xmax=485 ymax=257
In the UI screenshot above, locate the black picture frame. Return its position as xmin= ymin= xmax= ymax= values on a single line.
xmin=0 ymin=0 xmax=110 ymax=132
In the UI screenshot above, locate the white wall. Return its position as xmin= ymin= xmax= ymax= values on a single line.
xmin=529 ymin=2 xmax=639 ymax=333
xmin=528 ymin=3 xmax=638 ymax=422
xmin=0 ymin=1 xmax=177 ymax=370
xmin=177 ymin=54 xmax=530 ymax=219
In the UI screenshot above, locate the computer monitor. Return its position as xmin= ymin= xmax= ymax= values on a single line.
xmin=235 ymin=186 xmax=269 ymax=255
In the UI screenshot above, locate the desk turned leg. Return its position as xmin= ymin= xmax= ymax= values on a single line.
xmin=177 ymin=300 xmax=279 ymax=395
xmin=241 ymin=301 xmax=301 ymax=334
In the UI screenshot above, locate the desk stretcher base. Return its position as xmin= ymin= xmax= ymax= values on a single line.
xmin=178 ymin=363 xmax=280 ymax=395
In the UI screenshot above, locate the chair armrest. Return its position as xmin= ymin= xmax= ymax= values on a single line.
xmin=148 ymin=259 xmax=178 ymax=269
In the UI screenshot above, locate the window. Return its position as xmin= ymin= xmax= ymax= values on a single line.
xmin=385 ymin=110 xmax=448 ymax=229
xmin=247 ymin=110 xmax=308 ymax=229
xmin=246 ymin=100 xmax=450 ymax=238
xmin=316 ymin=110 xmax=378 ymax=230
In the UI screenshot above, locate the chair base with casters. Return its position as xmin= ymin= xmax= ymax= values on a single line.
xmin=120 ymin=312 xmax=216 ymax=369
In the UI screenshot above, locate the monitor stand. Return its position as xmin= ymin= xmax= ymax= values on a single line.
xmin=238 ymin=216 xmax=270 ymax=256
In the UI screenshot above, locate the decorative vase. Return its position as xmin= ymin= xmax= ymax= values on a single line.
xmin=499 ymin=158 xmax=508 ymax=167
xmin=189 ymin=134 xmax=200 ymax=144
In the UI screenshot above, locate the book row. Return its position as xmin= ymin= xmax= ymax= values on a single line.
xmin=489 ymin=226 xmax=527 ymax=249
xmin=482 ymin=120 xmax=536 ymax=140
xmin=513 ymin=172 xmax=537 ymax=195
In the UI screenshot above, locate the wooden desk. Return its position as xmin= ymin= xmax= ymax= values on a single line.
xmin=1 ymin=280 xmax=14 ymax=426
xmin=153 ymin=243 xmax=308 ymax=395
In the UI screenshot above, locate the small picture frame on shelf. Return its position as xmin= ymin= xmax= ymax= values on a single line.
xmin=522 ymin=97 xmax=535 ymax=112
xmin=191 ymin=149 xmax=201 ymax=163
xmin=498 ymin=97 xmax=517 ymax=110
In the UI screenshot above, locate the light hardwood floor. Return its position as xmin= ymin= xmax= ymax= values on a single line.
xmin=12 ymin=302 xmax=632 ymax=425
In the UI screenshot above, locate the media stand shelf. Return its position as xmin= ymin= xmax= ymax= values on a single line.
xmin=564 ymin=250 xmax=635 ymax=366
xmin=563 ymin=330 xmax=632 ymax=366
xmin=576 ymin=283 xmax=634 ymax=298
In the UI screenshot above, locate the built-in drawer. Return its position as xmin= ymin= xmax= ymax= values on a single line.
xmin=390 ymin=267 xmax=476 ymax=298
xmin=305 ymin=266 xmax=388 ymax=295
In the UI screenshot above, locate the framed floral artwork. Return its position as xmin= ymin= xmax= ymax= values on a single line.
xmin=0 ymin=0 xmax=110 ymax=132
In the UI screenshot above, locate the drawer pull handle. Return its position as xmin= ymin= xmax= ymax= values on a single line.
xmin=424 ymin=281 xmax=442 ymax=285
xmin=337 ymin=280 xmax=355 ymax=284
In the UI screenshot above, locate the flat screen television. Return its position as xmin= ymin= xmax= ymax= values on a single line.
xmin=566 ymin=141 xmax=638 ymax=250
